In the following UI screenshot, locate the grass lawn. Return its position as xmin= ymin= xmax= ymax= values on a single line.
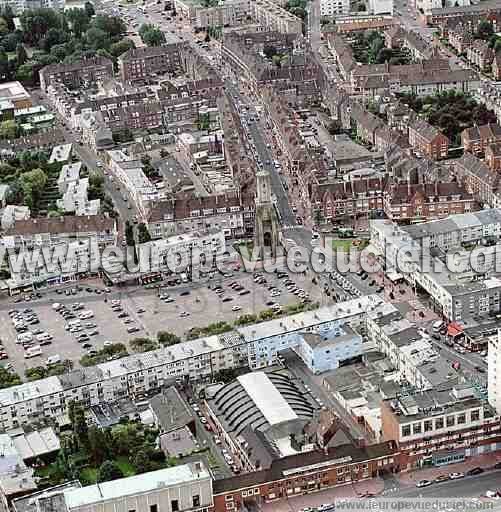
xmin=116 ymin=456 xmax=136 ymax=476
xmin=332 ymin=239 xmax=355 ymax=251
xmin=331 ymin=239 xmax=369 ymax=251
xmin=79 ymin=466 xmax=98 ymax=483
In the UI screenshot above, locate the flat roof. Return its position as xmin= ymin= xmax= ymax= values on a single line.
xmin=64 ymin=463 xmax=210 ymax=508
xmin=237 ymin=372 xmax=298 ymax=426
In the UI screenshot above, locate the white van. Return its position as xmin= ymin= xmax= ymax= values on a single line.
xmin=52 ymin=303 xmax=62 ymax=311
xmin=432 ymin=320 xmax=444 ymax=332
xmin=17 ymin=332 xmax=33 ymax=344
xmin=24 ymin=345 xmax=42 ymax=358
xmin=36 ymin=333 xmax=53 ymax=342
xmin=47 ymin=355 xmax=61 ymax=365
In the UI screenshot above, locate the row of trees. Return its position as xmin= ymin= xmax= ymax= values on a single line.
xmin=399 ymin=90 xmax=497 ymax=144
xmin=0 ymin=5 xmax=135 ymax=85
xmin=138 ymin=24 xmax=165 ymax=47
xmin=47 ymin=402 xmax=171 ymax=485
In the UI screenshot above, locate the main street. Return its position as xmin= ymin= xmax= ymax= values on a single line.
xmin=389 ymin=471 xmax=501 ymax=498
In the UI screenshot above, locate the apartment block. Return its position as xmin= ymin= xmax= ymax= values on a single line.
xmin=14 ymin=464 xmax=213 ymax=512
xmin=486 ymin=142 xmax=501 ymax=172
xmin=383 ymin=182 xmax=475 ymax=221
xmin=106 ymin=150 xmax=159 ymax=219
xmin=0 ymin=297 xmax=381 ymax=430
xmin=461 ymin=123 xmax=501 ymax=156
xmin=250 ymin=0 xmax=302 ymax=34
xmin=39 ymin=58 xmax=114 ymax=93
xmin=118 ymin=45 xmax=184 ymax=83
xmin=381 ymin=389 xmax=501 ymax=470
xmin=370 ymin=210 xmax=501 ymax=321
xmin=2 ymin=215 xmax=117 ymax=250
xmin=146 ymin=192 xmax=255 ymax=239
xmin=408 ymin=118 xmax=449 ymax=160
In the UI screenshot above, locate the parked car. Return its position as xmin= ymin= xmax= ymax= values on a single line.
xmin=466 ymin=467 xmax=484 ymax=476
xmin=416 ymin=480 xmax=432 ymax=488
xmin=449 ymin=472 xmax=464 ymax=480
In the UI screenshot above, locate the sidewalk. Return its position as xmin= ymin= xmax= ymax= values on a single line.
xmin=396 ymin=451 xmax=501 ymax=486
xmin=261 ymin=478 xmax=385 ymax=512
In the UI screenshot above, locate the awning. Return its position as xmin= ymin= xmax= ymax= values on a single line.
xmin=448 ymin=322 xmax=464 ymax=337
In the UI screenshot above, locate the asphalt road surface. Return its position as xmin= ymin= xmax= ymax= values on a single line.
xmin=389 ymin=471 xmax=501 ymax=498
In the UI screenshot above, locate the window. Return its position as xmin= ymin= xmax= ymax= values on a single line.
xmin=171 ymin=500 xmax=179 ymax=512
xmin=402 ymin=425 xmax=411 ymax=437
xmin=193 ymin=495 xmax=200 ymax=508
xmin=446 ymin=415 xmax=455 ymax=427
xmin=150 ymin=506 xmax=158 ymax=512
xmin=471 ymin=409 xmax=480 ymax=421
xmin=457 ymin=413 xmax=466 ymax=425
xmin=413 ymin=422 xmax=422 ymax=435
xmin=435 ymin=418 xmax=444 ymax=430
xmin=424 ymin=420 xmax=433 ymax=432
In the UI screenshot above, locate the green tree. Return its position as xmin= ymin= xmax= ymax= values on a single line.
xmin=16 ymin=43 xmax=28 ymax=66
xmin=88 ymin=426 xmax=112 ymax=465
xmin=376 ymin=47 xmax=393 ymax=63
xmin=97 ymin=460 xmax=124 ymax=482
xmin=263 ymin=44 xmax=277 ymax=59
xmin=157 ymin=331 xmax=180 ymax=346
xmin=0 ymin=46 xmax=9 ymax=80
xmin=137 ymin=223 xmax=151 ymax=244
xmin=68 ymin=401 xmax=88 ymax=448
xmin=16 ymin=61 xmax=35 ymax=83
xmin=125 ymin=220 xmax=134 ymax=246
xmin=0 ymin=119 xmax=18 ymax=139
xmin=130 ymin=337 xmax=157 ymax=352
xmin=65 ymin=8 xmax=90 ymax=37
xmin=3 ymin=32 xmax=21 ymax=52
xmin=110 ymin=38 xmax=135 ymax=57
xmin=476 ymin=20 xmax=493 ymax=40
xmin=0 ymin=17 xmax=9 ymax=36
xmin=139 ymin=24 xmax=165 ymax=46
xmin=91 ymin=14 xmax=125 ymax=37
xmin=85 ymin=27 xmax=109 ymax=51
xmin=84 ymin=1 xmax=95 ymax=17
xmin=19 ymin=167 xmax=47 ymax=208
xmin=133 ymin=449 xmax=152 ymax=474
xmin=0 ymin=366 xmax=21 ymax=389
xmin=327 ymin=120 xmax=341 ymax=135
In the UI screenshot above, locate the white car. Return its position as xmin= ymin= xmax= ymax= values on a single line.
xmin=79 ymin=311 xmax=94 ymax=320
xmin=231 ymin=305 xmax=241 ymax=311
xmin=448 ymin=472 xmax=464 ymax=480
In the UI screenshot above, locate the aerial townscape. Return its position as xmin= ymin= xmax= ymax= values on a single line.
xmin=1 ymin=0 xmax=501 ymax=510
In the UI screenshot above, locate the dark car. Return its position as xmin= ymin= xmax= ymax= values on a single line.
xmin=432 ymin=333 xmax=441 ymax=341
xmin=376 ymin=286 xmax=384 ymax=293
xmin=179 ymin=290 xmax=190 ymax=296
xmin=368 ymin=280 xmax=376 ymax=286
xmin=117 ymin=312 xmax=129 ymax=318
xmin=239 ymin=290 xmax=250 ymax=295
xmin=475 ymin=366 xmax=486 ymax=373
xmin=434 ymin=475 xmax=449 ymax=483
xmin=494 ymin=461 xmax=501 ymax=469
xmin=82 ymin=342 xmax=92 ymax=349
xmin=466 ymin=467 xmax=484 ymax=476
xmin=361 ymin=274 xmax=368 ymax=280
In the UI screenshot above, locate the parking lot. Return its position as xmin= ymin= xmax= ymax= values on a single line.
xmin=0 ymin=268 xmax=331 ymax=380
